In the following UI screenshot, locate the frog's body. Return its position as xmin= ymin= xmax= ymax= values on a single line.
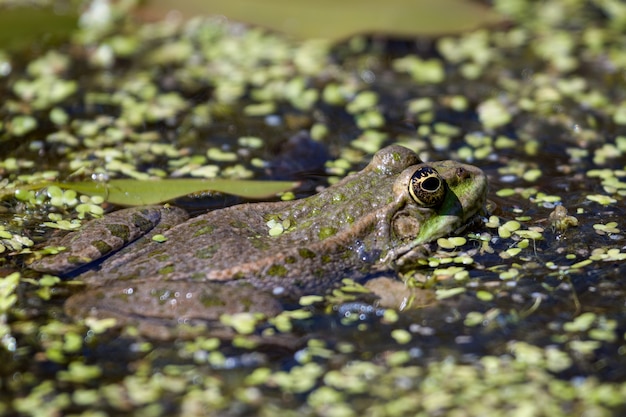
xmin=31 ymin=145 xmax=487 ymax=338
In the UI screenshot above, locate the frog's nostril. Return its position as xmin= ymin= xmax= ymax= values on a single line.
xmin=456 ymin=167 xmax=471 ymax=180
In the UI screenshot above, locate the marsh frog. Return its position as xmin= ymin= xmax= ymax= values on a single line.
xmin=32 ymin=145 xmax=487 ymax=338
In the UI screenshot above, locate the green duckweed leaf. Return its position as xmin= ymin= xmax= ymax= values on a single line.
xmin=141 ymin=0 xmax=505 ymax=41
xmin=51 ymin=179 xmax=298 ymax=206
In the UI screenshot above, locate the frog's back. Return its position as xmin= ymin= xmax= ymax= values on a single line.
xmin=84 ymin=199 xmax=384 ymax=294
xmin=82 ymin=148 xmax=425 ymax=292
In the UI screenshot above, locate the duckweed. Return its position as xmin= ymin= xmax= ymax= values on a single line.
xmin=3 ymin=0 xmax=626 ymax=416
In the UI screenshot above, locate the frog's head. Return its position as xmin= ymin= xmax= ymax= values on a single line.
xmin=390 ymin=156 xmax=488 ymax=246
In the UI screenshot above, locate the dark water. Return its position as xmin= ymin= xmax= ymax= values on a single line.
xmin=2 ymin=2 xmax=626 ymax=416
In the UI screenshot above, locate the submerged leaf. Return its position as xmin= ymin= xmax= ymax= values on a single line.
xmin=51 ymin=178 xmax=298 ymax=206
xmin=140 ymin=0 xmax=505 ymax=41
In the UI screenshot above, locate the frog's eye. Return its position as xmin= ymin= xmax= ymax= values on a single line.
xmin=408 ymin=166 xmax=446 ymax=207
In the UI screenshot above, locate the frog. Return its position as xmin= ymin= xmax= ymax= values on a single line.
xmin=31 ymin=145 xmax=487 ymax=339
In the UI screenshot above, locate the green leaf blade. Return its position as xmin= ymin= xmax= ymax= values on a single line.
xmin=52 ymin=179 xmax=298 ymax=206
xmin=140 ymin=0 xmax=505 ymax=41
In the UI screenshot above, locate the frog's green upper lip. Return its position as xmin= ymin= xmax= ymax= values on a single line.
xmin=457 ymin=169 xmax=488 ymax=231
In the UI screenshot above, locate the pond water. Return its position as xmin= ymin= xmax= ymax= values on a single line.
xmin=1 ymin=1 xmax=626 ymax=416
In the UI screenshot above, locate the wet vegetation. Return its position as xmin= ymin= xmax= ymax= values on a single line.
xmin=2 ymin=0 xmax=626 ymax=416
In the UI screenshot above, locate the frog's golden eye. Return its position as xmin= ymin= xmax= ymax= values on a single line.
xmin=408 ymin=166 xmax=446 ymax=207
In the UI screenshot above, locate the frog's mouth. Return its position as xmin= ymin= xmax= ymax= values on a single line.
xmin=452 ymin=208 xmax=486 ymax=236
